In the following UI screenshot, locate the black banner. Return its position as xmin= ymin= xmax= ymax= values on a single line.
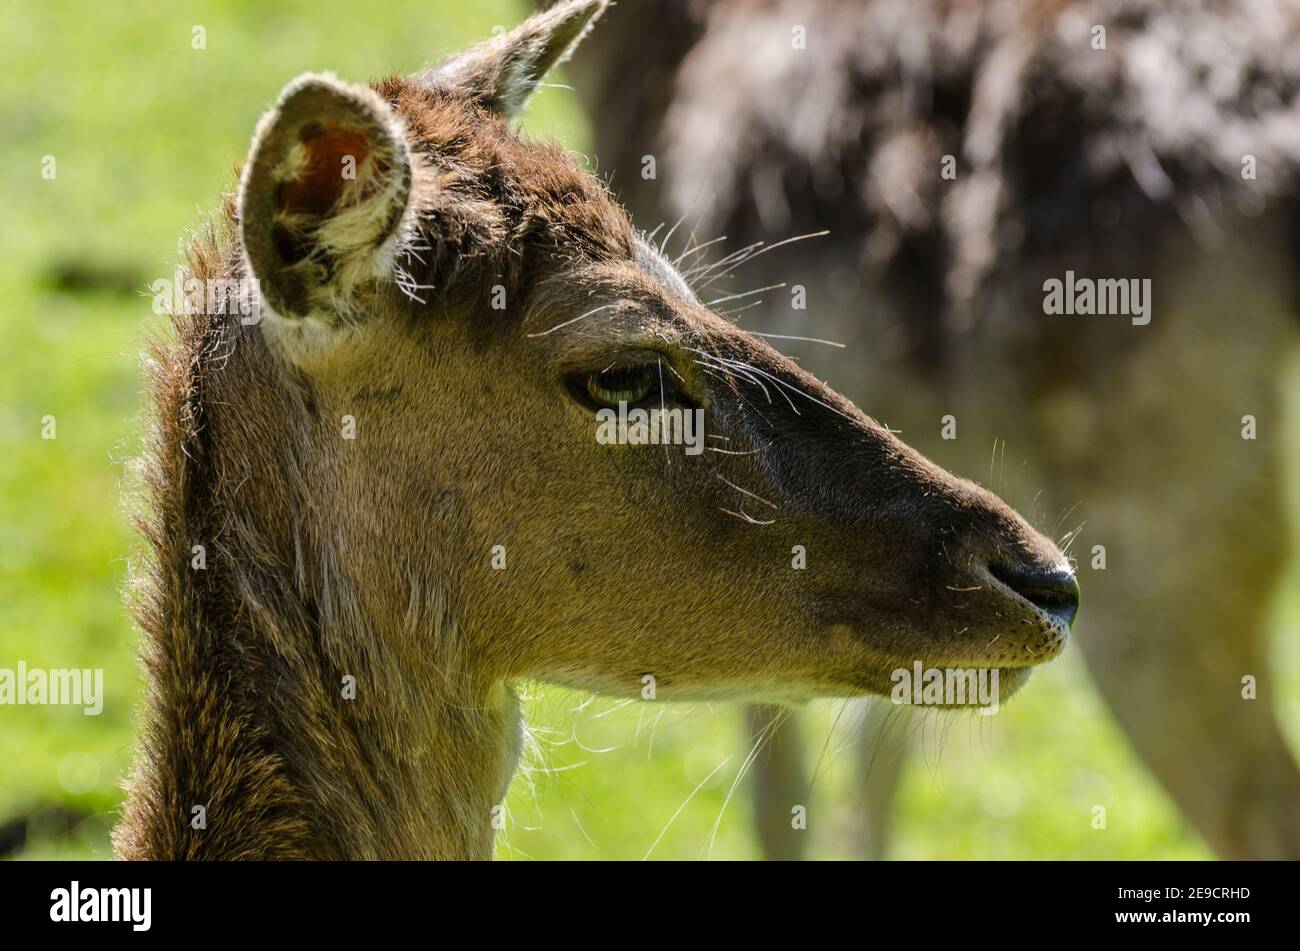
xmin=0 ymin=859 xmax=1284 ymax=938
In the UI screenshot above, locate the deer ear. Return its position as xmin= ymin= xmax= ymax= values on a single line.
xmin=238 ymin=72 xmax=414 ymax=323
xmin=418 ymin=0 xmax=608 ymax=119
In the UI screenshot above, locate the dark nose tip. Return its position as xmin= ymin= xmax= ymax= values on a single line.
xmin=989 ymin=562 xmax=1080 ymax=629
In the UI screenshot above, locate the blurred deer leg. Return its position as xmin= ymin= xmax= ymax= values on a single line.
xmin=848 ymin=698 xmax=912 ymax=860
xmin=745 ymin=700 xmax=913 ymax=860
xmin=1069 ymin=457 xmax=1300 ymax=857
xmin=744 ymin=704 xmax=808 ymax=860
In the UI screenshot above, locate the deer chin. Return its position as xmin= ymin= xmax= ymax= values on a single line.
xmin=842 ymin=660 xmax=1037 ymax=712
xmin=818 ymin=604 xmax=1069 ymax=710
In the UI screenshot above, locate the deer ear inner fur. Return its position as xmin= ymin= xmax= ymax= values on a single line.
xmin=238 ymin=72 xmax=414 ymax=323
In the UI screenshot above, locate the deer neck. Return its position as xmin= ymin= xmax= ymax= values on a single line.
xmin=119 ymin=326 xmax=521 ymax=860
xmin=123 ymin=495 xmax=521 ymax=859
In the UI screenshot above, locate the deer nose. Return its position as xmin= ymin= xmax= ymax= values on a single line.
xmin=989 ymin=562 xmax=1080 ymax=630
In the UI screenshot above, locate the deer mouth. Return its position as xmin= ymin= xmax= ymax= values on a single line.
xmin=819 ymin=557 xmax=1078 ymax=702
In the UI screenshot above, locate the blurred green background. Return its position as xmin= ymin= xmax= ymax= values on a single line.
xmin=2 ymin=0 xmax=1298 ymax=860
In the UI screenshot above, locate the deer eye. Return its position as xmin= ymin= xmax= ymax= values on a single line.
xmin=572 ymin=363 xmax=660 ymax=410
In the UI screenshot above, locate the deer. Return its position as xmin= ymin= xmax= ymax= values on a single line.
xmin=557 ymin=0 xmax=1300 ymax=859
xmin=113 ymin=0 xmax=1079 ymax=860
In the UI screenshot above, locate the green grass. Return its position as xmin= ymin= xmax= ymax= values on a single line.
xmin=1 ymin=0 xmax=1296 ymax=860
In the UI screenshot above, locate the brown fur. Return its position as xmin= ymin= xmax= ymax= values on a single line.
xmin=115 ymin=1 xmax=1079 ymax=860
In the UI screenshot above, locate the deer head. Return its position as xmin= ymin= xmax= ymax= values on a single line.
xmin=230 ymin=0 xmax=1077 ymax=708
